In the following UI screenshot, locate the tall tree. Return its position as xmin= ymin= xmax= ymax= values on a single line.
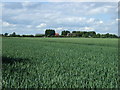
xmin=10 ymin=32 xmax=16 ymax=37
xmin=45 ymin=29 xmax=55 ymax=36
xmin=4 ymin=33 xmax=8 ymax=37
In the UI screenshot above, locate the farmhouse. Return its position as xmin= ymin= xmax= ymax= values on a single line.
xmin=55 ymin=33 xmax=59 ymax=36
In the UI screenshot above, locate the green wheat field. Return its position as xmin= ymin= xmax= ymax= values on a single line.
xmin=2 ymin=37 xmax=119 ymax=88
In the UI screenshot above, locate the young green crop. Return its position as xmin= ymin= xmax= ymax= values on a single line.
xmin=2 ymin=37 xmax=119 ymax=88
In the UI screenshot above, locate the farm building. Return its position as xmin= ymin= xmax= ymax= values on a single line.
xmin=55 ymin=33 xmax=59 ymax=36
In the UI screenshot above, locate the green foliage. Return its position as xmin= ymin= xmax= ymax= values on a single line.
xmin=9 ymin=32 xmax=16 ymax=37
xmin=4 ymin=33 xmax=9 ymax=37
xmin=71 ymin=31 xmax=96 ymax=37
xmin=82 ymin=33 xmax=89 ymax=38
xmin=2 ymin=37 xmax=119 ymax=88
xmin=96 ymin=33 xmax=101 ymax=38
xmin=9 ymin=32 xmax=21 ymax=37
xmin=61 ymin=30 xmax=70 ymax=36
xmin=99 ymin=34 xmax=118 ymax=38
xmin=45 ymin=29 xmax=55 ymax=37
xmin=71 ymin=31 xmax=82 ymax=37
xmin=0 ymin=34 xmax=3 ymax=37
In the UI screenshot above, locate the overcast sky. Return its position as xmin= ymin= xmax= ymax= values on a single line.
xmin=1 ymin=2 xmax=119 ymax=35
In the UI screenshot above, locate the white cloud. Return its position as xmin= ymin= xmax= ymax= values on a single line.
xmin=22 ymin=1 xmax=39 ymax=8
xmin=81 ymin=27 xmax=94 ymax=31
xmin=36 ymin=23 xmax=47 ymax=28
xmin=99 ymin=21 xmax=103 ymax=24
xmin=2 ymin=21 xmax=16 ymax=27
xmin=56 ymin=27 xmax=63 ymax=30
xmin=26 ymin=25 xmax=32 ymax=28
xmin=87 ymin=18 xmax=104 ymax=25
xmin=22 ymin=1 xmax=31 ymax=7
xmin=57 ymin=17 xmax=86 ymax=23
xmin=88 ymin=7 xmax=106 ymax=14
xmin=0 ymin=3 xmax=4 ymax=7
xmin=55 ymin=27 xmax=64 ymax=33
xmin=87 ymin=18 xmax=95 ymax=23
xmin=41 ymin=0 xmax=119 ymax=2
xmin=116 ymin=18 xmax=120 ymax=21
xmin=88 ymin=5 xmax=116 ymax=15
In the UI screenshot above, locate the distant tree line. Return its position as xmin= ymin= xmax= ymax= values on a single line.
xmin=1 ymin=32 xmax=45 ymax=37
xmin=44 ymin=29 xmax=118 ymax=38
xmin=67 ymin=31 xmax=118 ymax=38
xmin=1 ymin=29 xmax=119 ymax=38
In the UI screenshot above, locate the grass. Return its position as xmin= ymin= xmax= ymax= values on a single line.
xmin=2 ymin=37 xmax=119 ymax=88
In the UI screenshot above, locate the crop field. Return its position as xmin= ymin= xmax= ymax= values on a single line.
xmin=2 ymin=37 xmax=119 ymax=88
